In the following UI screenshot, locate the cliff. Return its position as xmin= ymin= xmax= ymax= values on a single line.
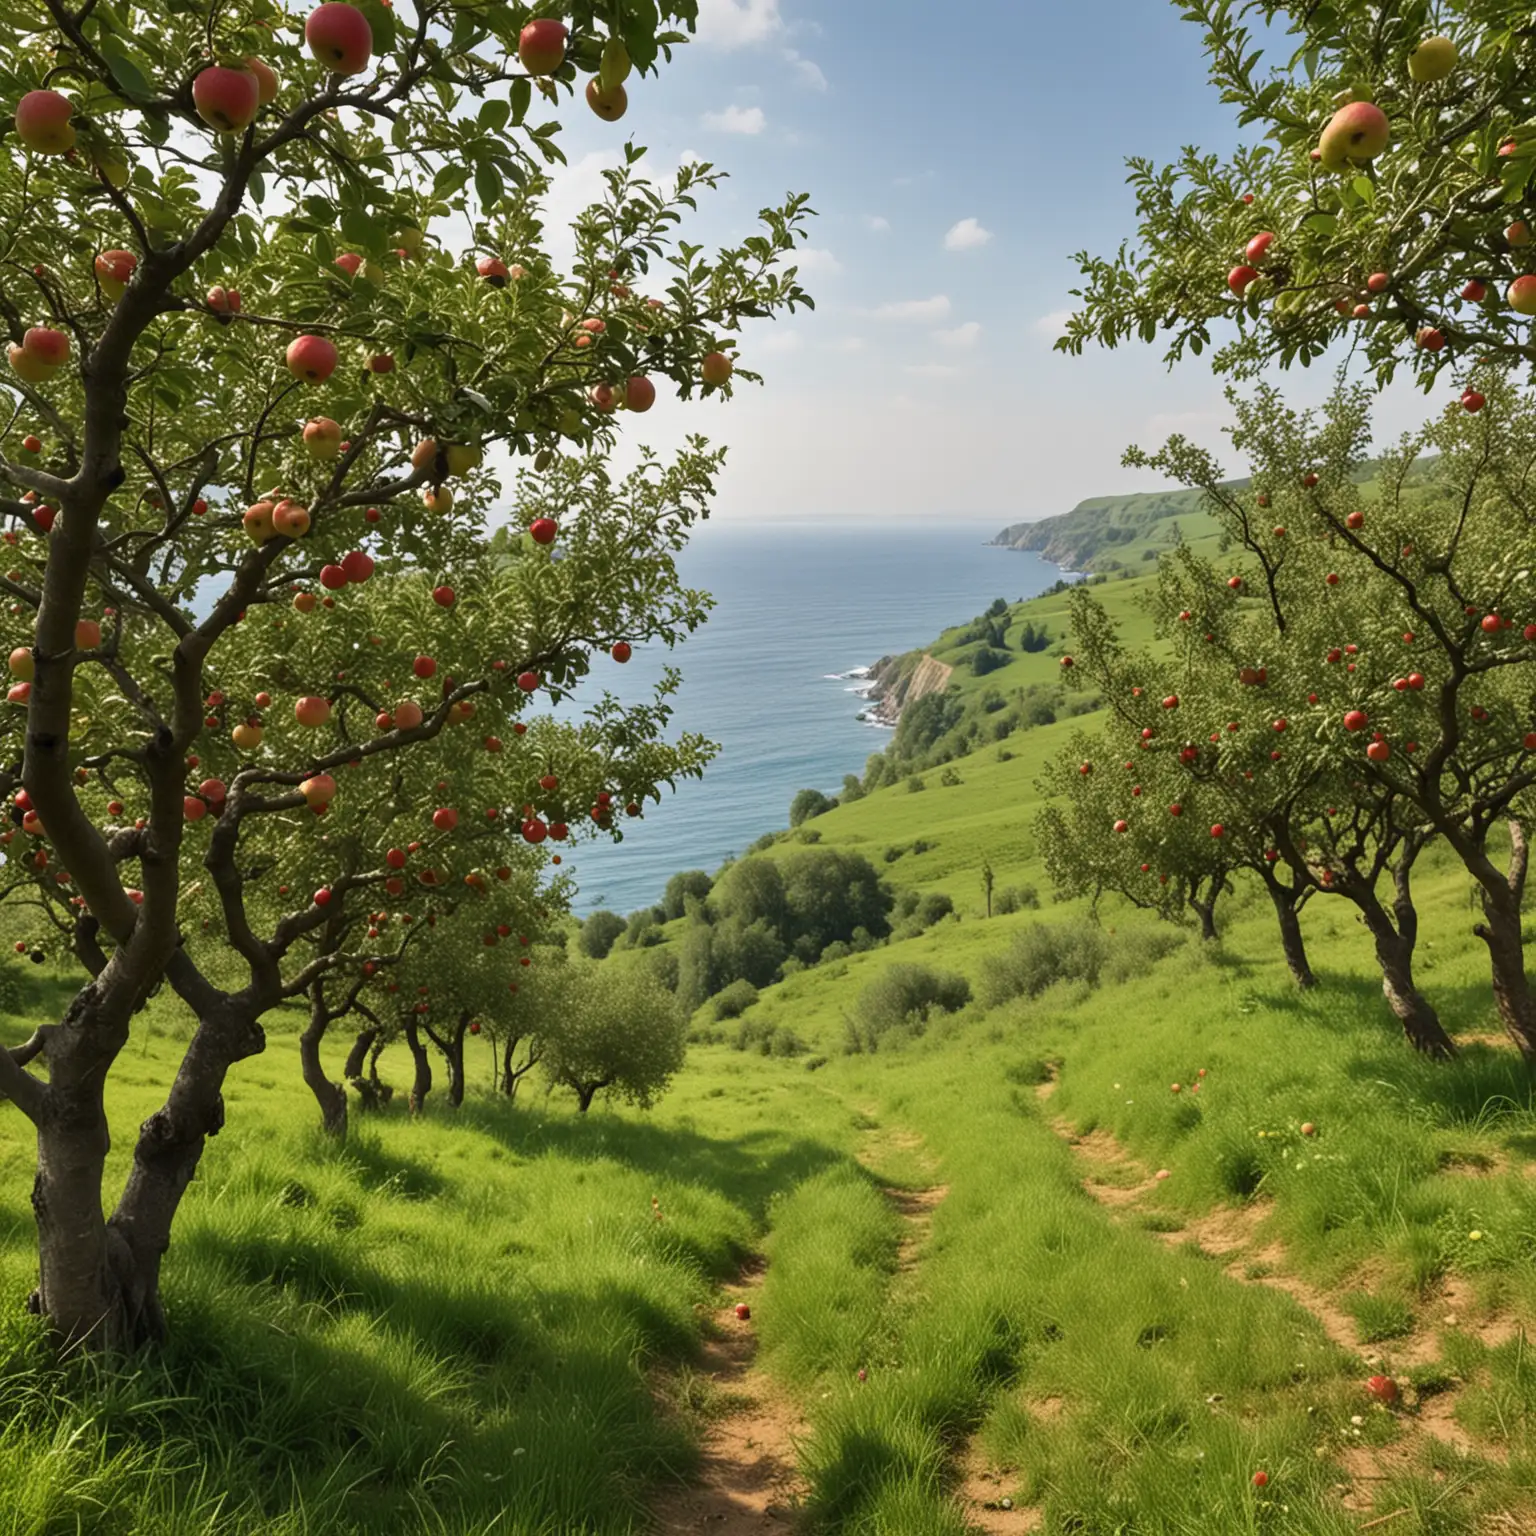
xmin=861 ymin=651 xmax=954 ymax=726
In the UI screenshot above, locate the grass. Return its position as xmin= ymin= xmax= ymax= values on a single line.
xmin=4 ymin=568 xmax=1536 ymax=1532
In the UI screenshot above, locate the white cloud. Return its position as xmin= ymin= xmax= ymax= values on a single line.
xmin=695 ymin=0 xmax=782 ymax=48
xmin=935 ymin=321 xmax=982 ymax=349
xmin=790 ymin=247 xmax=843 ymax=275
xmin=864 ymin=215 xmax=890 ymax=234
xmin=870 ymin=295 xmax=952 ymax=323
xmin=905 ymin=364 xmax=961 ymax=379
xmin=1033 ymin=309 xmax=1073 ymax=341
xmin=944 ymin=217 xmax=994 ymax=252
xmin=785 ymin=49 xmax=828 ymax=90
xmin=703 ymin=104 xmax=767 ymax=135
xmin=759 ymin=330 xmax=805 ymax=355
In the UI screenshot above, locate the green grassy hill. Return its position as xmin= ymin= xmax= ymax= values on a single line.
xmin=990 ymin=484 xmax=1227 ymax=573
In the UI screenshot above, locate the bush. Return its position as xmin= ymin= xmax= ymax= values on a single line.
xmin=618 ymin=908 xmax=665 ymax=949
xmin=907 ymin=775 xmax=926 ymax=793
xmin=939 ymin=766 xmax=963 ymax=787
xmin=779 ymin=848 xmax=893 ymax=953
xmin=979 ymin=923 xmax=1109 ymax=1008
xmin=971 ymin=646 xmax=1011 ymax=677
xmin=993 ymin=885 xmax=1040 ymax=915
xmin=713 ymin=979 xmax=760 ymax=1021
xmin=845 ymin=963 xmax=972 ymax=1053
xmin=662 ymin=869 xmax=713 ymax=921
xmin=1017 ymin=619 xmax=1052 ymax=653
xmin=789 ymin=787 xmax=836 ymax=827
xmin=645 ymin=948 xmax=680 ymax=993
xmin=917 ymin=892 xmax=954 ymax=927
xmin=712 ymin=857 xmax=788 ymax=932
xmin=732 ymin=1017 xmax=806 ymax=1057
xmin=578 ymin=910 xmax=627 ymax=960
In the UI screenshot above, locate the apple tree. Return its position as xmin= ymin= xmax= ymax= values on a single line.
xmin=1115 ymin=374 xmax=1536 ymax=1056
xmin=0 ymin=0 xmax=814 ymax=1349
xmin=1060 ymin=2 xmax=1536 ymax=391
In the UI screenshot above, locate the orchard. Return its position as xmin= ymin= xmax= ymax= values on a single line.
xmin=0 ymin=0 xmax=812 ymax=1350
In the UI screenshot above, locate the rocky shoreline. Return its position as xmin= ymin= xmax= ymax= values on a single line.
xmin=853 ymin=651 xmax=954 ymax=727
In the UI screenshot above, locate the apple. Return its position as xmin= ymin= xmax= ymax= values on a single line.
xmin=423 ymin=487 xmax=454 ymax=514
xmin=1113 ymin=819 xmax=1128 ymax=834
xmin=8 ymin=647 xmax=34 ymax=681
xmin=1245 ymin=232 xmax=1274 ymax=263
xmin=273 ymin=501 xmax=310 ymax=538
xmin=1366 ymin=740 xmax=1390 ymax=763
xmin=733 ymin=1302 xmax=751 ymax=1321
xmin=340 ymin=550 xmax=374 ymax=584
xmin=1228 ymin=575 xmax=1243 ymax=589
xmin=530 ymin=517 xmax=557 ymax=545
xmin=1482 ymin=613 xmax=1502 ymax=633
xmin=21 ymin=436 xmax=40 ymax=454
xmin=432 ymin=584 xmax=455 ymax=608
xmin=519 ymin=18 xmax=568 ymax=75
xmin=75 ymin=619 xmax=100 ymax=649
xmin=243 ymin=501 xmax=277 ymax=544
xmin=335 ymin=253 xmax=363 ymax=278
xmin=94 ymin=249 xmax=137 ymax=300
xmin=1319 ymin=102 xmax=1390 ymax=168
xmin=23 ymin=327 xmax=68 ymax=370
xmin=1462 ymin=390 xmax=1486 ymax=413
xmin=590 ymin=384 xmax=616 ymax=412
xmin=303 ymin=417 xmax=343 ymax=460
xmin=586 ymin=79 xmax=628 ymax=121
xmin=200 ymin=778 xmax=227 ymax=804
xmin=411 ymin=437 xmax=441 ymax=472
xmin=445 ymin=443 xmax=482 ymax=476
xmin=477 ymin=256 xmax=510 ymax=287
xmin=15 ymin=91 xmax=75 ymax=154
xmin=1343 ymin=709 xmax=1368 ymax=732
xmin=293 ymin=591 xmax=317 ymax=613
xmin=1408 ymin=35 xmax=1457 ymax=83
xmin=1211 ymin=823 xmax=1225 ymax=838
xmin=287 ymin=335 xmax=338 ymax=383
xmin=1365 ymin=1374 xmax=1400 ymax=1404
xmin=313 ymin=887 xmax=333 ymax=907
xmin=1462 ymin=278 xmax=1487 ymax=302
xmin=386 ymin=848 xmax=407 ymax=869
xmin=1366 ymin=272 xmax=1390 ymax=293
xmin=1509 ymin=222 xmax=1532 ymax=248
xmin=306 ymin=2 xmax=373 ymax=74
xmin=1345 ymin=510 xmax=1364 ymax=530
xmin=1509 ymin=276 xmax=1536 ymax=315
xmin=413 ymin=655 xmax=437 ymax=679
xmin=432 ymin=807 xmax=458 ymax=832
xmin=295 ymin=695 xmax=332 ymax=727
xmin=1251 ymin=1471 xmax=1269 ymax=1489
xmin=301 ymin=774 xmax=336 ymax=807
xmin=232 ymin=722 xmax=263 ymax=750
xmin=611 ymin=641 xmax=632 ymax=663
xmin=8 ymin=345 xmax=51 ymax=384
xmin=245 ymin=56 xmax=280 ymax=104
xmin=702 ymin=352 xmax=734 ymax=387
xmin=1227 ymin=264 xmax=1259 ymax=296
xmin=522 ymin=818 xmax=547 ymax=844
xmin=517 ymin=671 xmax=539 ymax=693
xmin=1169 ymin=803 xmax=1182 ymax=817
xmin=1162 ymin=695 xmax=1179 ymax=710
xmin=625 ymin=376 xmax=656 ymax=412
xmin=395 ymin=699 xmax=424 ymax=730
xmin=193 ymin=66 xmax=261 ymax=133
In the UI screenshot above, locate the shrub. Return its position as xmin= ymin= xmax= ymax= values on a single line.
xmin=578 ymin=910 xmax=627 ymax=960
xmin=980 ymin=923 xmax=1108 ymax=1008
xmin=939 ymin=766 xmax=963 ymax=787
xmin=916 ymin=892 xmax=954 ymax=927
xmin=907 ymin=775 xmax=926 ymax=793
xmin=645 ymin=948 xmax=681 ymax=993
xmin=779 ymin=848 xmax=893 ymax=952
xmin=1017 ymin=620 xmax=1052 ymax=653
xmin=712 ymin=857 xmax=789 ymax=932
xmin=971 ymin=646 xmax=1011 ymax=677
xmin=789 ymin=787 xmax=836 ymax=827
xmin=619 ymin=908 xmax=664 ymax=949
xmin=845 ymin=963 xmax=972 ymax=1053
xmin=713 ymin=979 xmax=760 ymax=1021
xmin=732 ymin=1017 xmax=806 ymax=1057
xmin=993 ymin=885 xmax=1040 ymax=915
xmin=662 ymin=869 xmax=713 ymax=921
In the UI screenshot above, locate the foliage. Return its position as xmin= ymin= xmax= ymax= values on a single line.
xmin=661 ymin=868 xmax=712 ymax=920
xmin=1060 ymin=1 xmax=1536 ymax=387
xmin=711 ymin=977 xmax=759 ymax=1020
xmin=844 ymin=963 xmax=971 ymax=1053
xmin=979 ymin=923 xmax=1111 ymax=1008
xmin=789 ymin=787 xmax=836 ymax=827
xmin=580 ymin=909 xmax=628 ymax=960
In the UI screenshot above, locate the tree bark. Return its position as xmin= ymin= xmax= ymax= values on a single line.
xmin=1357 ymin=897 xmax=1454 ymax=1059
xmin=1261 ymin=875 xmax=1316 ymax=989
xmin=1188 ymin=878 xmax=1220 ymax=941
xmin=403 ymin=1020 xmax=432 ymax=1114
xmin=300 ymin=994 xmax=347 ymax=1139
xmin=1471 ymin=821 xmax=1536 ymax=1060
xmin=424 ymin=1012 xmax=468 ymax=1108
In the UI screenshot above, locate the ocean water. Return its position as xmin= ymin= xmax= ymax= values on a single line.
xmin=563 ymin=520 xmax=1063 ymax=916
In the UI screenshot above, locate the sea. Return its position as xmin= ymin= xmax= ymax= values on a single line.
xmin=561 ymin=520 xmax=1066 ymax=916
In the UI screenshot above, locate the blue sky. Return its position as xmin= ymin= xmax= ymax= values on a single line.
xmin=537 ymin=0 xmax=1423 ymax=525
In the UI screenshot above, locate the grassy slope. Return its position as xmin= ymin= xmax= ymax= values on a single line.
xmin=3 ymin=548 xmax=1535 ymax=1533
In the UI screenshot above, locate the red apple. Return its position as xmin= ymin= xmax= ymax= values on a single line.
xmin=295 ymin=695 xmax=332 ymax=727
xmin=314 ymin=887 xmax=333 ymax=907
xmin=702 ymin=352 xmax=734 ymax=387
xmin=319 ymin=563 xmax=348 ymax=591
xmin=734 ymin=1302 xmax=750 ymax=1321
xmin=21 ymin=435 xmax=40 ymax=454
xmin=625 ymin=375 xmax=656 ymax=412
xmin=413 ymin=655 xmax=437 ymax=679
xmin=1227 ymin=264 xmax=1260 ymax=296
xmin=530 ymin=517 xmax=557 ymax=545
xmin=476 ymin=255 xmax=511 ymax=287
xmin=23 ymin=327 xmax=68 ymax=369
xmin=611 ymin=641 xmax=632 ymax=663
xmin=1366 ymin=740 xmax=1390 ymax=763
xmin=94 ymin=249 xmax=138 ymax=300
xmin=394 ymin=700 xmax=424 ymax=730
xmin=340 ymin=550 xmax=374 ymax=584
xmin=287 ymin=335 xmax=338 ymax=383
xmin=1251 ymin=1470 xmax=1269 ymax=1488
xmin=1463 ymin=390 xmax=1485 ymax=412
xmin=1365 ymin=1374 xmax=1399 ymax=1405
xmin=75 ymin=619 xmax=100 ymax=649
xmin=306 ymin=2 xmax=373 ymax=74
xmin=1319 ymin=101 xmax=1389 ymax=166
xmin=432 ymin=807 xmax=458 ymax=832
xmin=15 ymin=90 xmax=75 ymax=155
xmin=301 ymin=773 xmax=336 ymax=807
xmin=518 ymin=19 xmax=568 ymax=75
xmin=1416 ymin=327 xmax=1446 ymax=350
xmin=193 ymin=66 xmax=261 ymax=133
xmin=1343 ymin=709 xmax=1368 ymax=732
xmin=273 ymin=500 xmax=310 ymax=539
xmin=432 ymin=585 xmax=455 ymax=608
xmin=1346 ymin=510 xmax=1364 ymax=529
xmin=1366 ymin=272 xmax=1390 ymax=293
xmin=245 ymin=56 xmax=280 ymax=104
xmin=1462 ymin=278 xmax=1487 ymax=302
xmin=1245 ymin=232 xmax=1274 ymax=263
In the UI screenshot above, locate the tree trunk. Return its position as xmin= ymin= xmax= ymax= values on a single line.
xmin=1359 ymin=900 xmax=1455 ymax=1059
xmin=344 ymin=1026 xmax=378 ymax=1081
xmin=1264 ymin=880 xmax=1316 ymax=989
xmin=299 ymin=996 xmax=347 ymax=1139
xmin=403 ymin=1020 xmax=432 ymax=1114
xmin=576 ymin=1082 xmax=598 ymax=1113
xmin=444 ymin=1015 xmax=467 ymax=1109
xmin=1471 ymin=822 xmax=1536 ymax=1059
xmin=1189 ymin=885 xmax=1219 ymax=942
xmin=101 ymin=999 xmax=266 ymax=1346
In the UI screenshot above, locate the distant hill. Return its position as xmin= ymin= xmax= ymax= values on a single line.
xmin=989 ymin=484 xmax=1236 ymax=573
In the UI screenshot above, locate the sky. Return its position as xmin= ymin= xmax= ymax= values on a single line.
xmin=531 ymin=0 xmax=1435 ymax=528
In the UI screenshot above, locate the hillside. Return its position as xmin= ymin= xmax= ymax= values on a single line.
xmin=990 ymin=483 xmax=1228 ymax=572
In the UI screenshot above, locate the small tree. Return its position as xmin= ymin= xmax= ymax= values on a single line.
xmin=789 ymin=787 xmax=835 ymax=827
xmin=541 ymin=963 xmax=686 ymax=1112
xmin=579 ymin=909 xmax=628 ymax=960
xmin=661 ymin=868 xmax=711 ymax=919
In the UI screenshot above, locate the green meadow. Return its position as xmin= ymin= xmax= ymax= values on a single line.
xmin=4 ymin=565 xmax=1535 ymax=1536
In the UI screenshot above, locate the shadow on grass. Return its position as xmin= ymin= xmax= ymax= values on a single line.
xmin=455 ymin=1095 xmax=848 ymax=1230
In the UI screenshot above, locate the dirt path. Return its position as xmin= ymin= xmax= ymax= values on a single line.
xmin=1049 ymin=1107 xmax=1520 ymax=1508
xmin=651 ymin=1259 xmax=807 ymax=1533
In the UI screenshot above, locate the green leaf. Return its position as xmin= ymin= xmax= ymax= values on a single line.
xmin=1303 ymin=212 xmax=1337 ymax=235
xmin=478 ymin=97 xmax=510 ymax=133
xmin=97 ymin=36 xmax=155 ymax=100
xmin=1351 ymin=176 xmax=1375 ymax=205
xmin=475 ymin=159 xmax=504 ymax=212
xmin=511 ymin=76 xmax=531 ymax=126
xmin=354 ymin=0 xmax=396 ymax=54
xmin=340 ymin=205 xmax=384 ymax=254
